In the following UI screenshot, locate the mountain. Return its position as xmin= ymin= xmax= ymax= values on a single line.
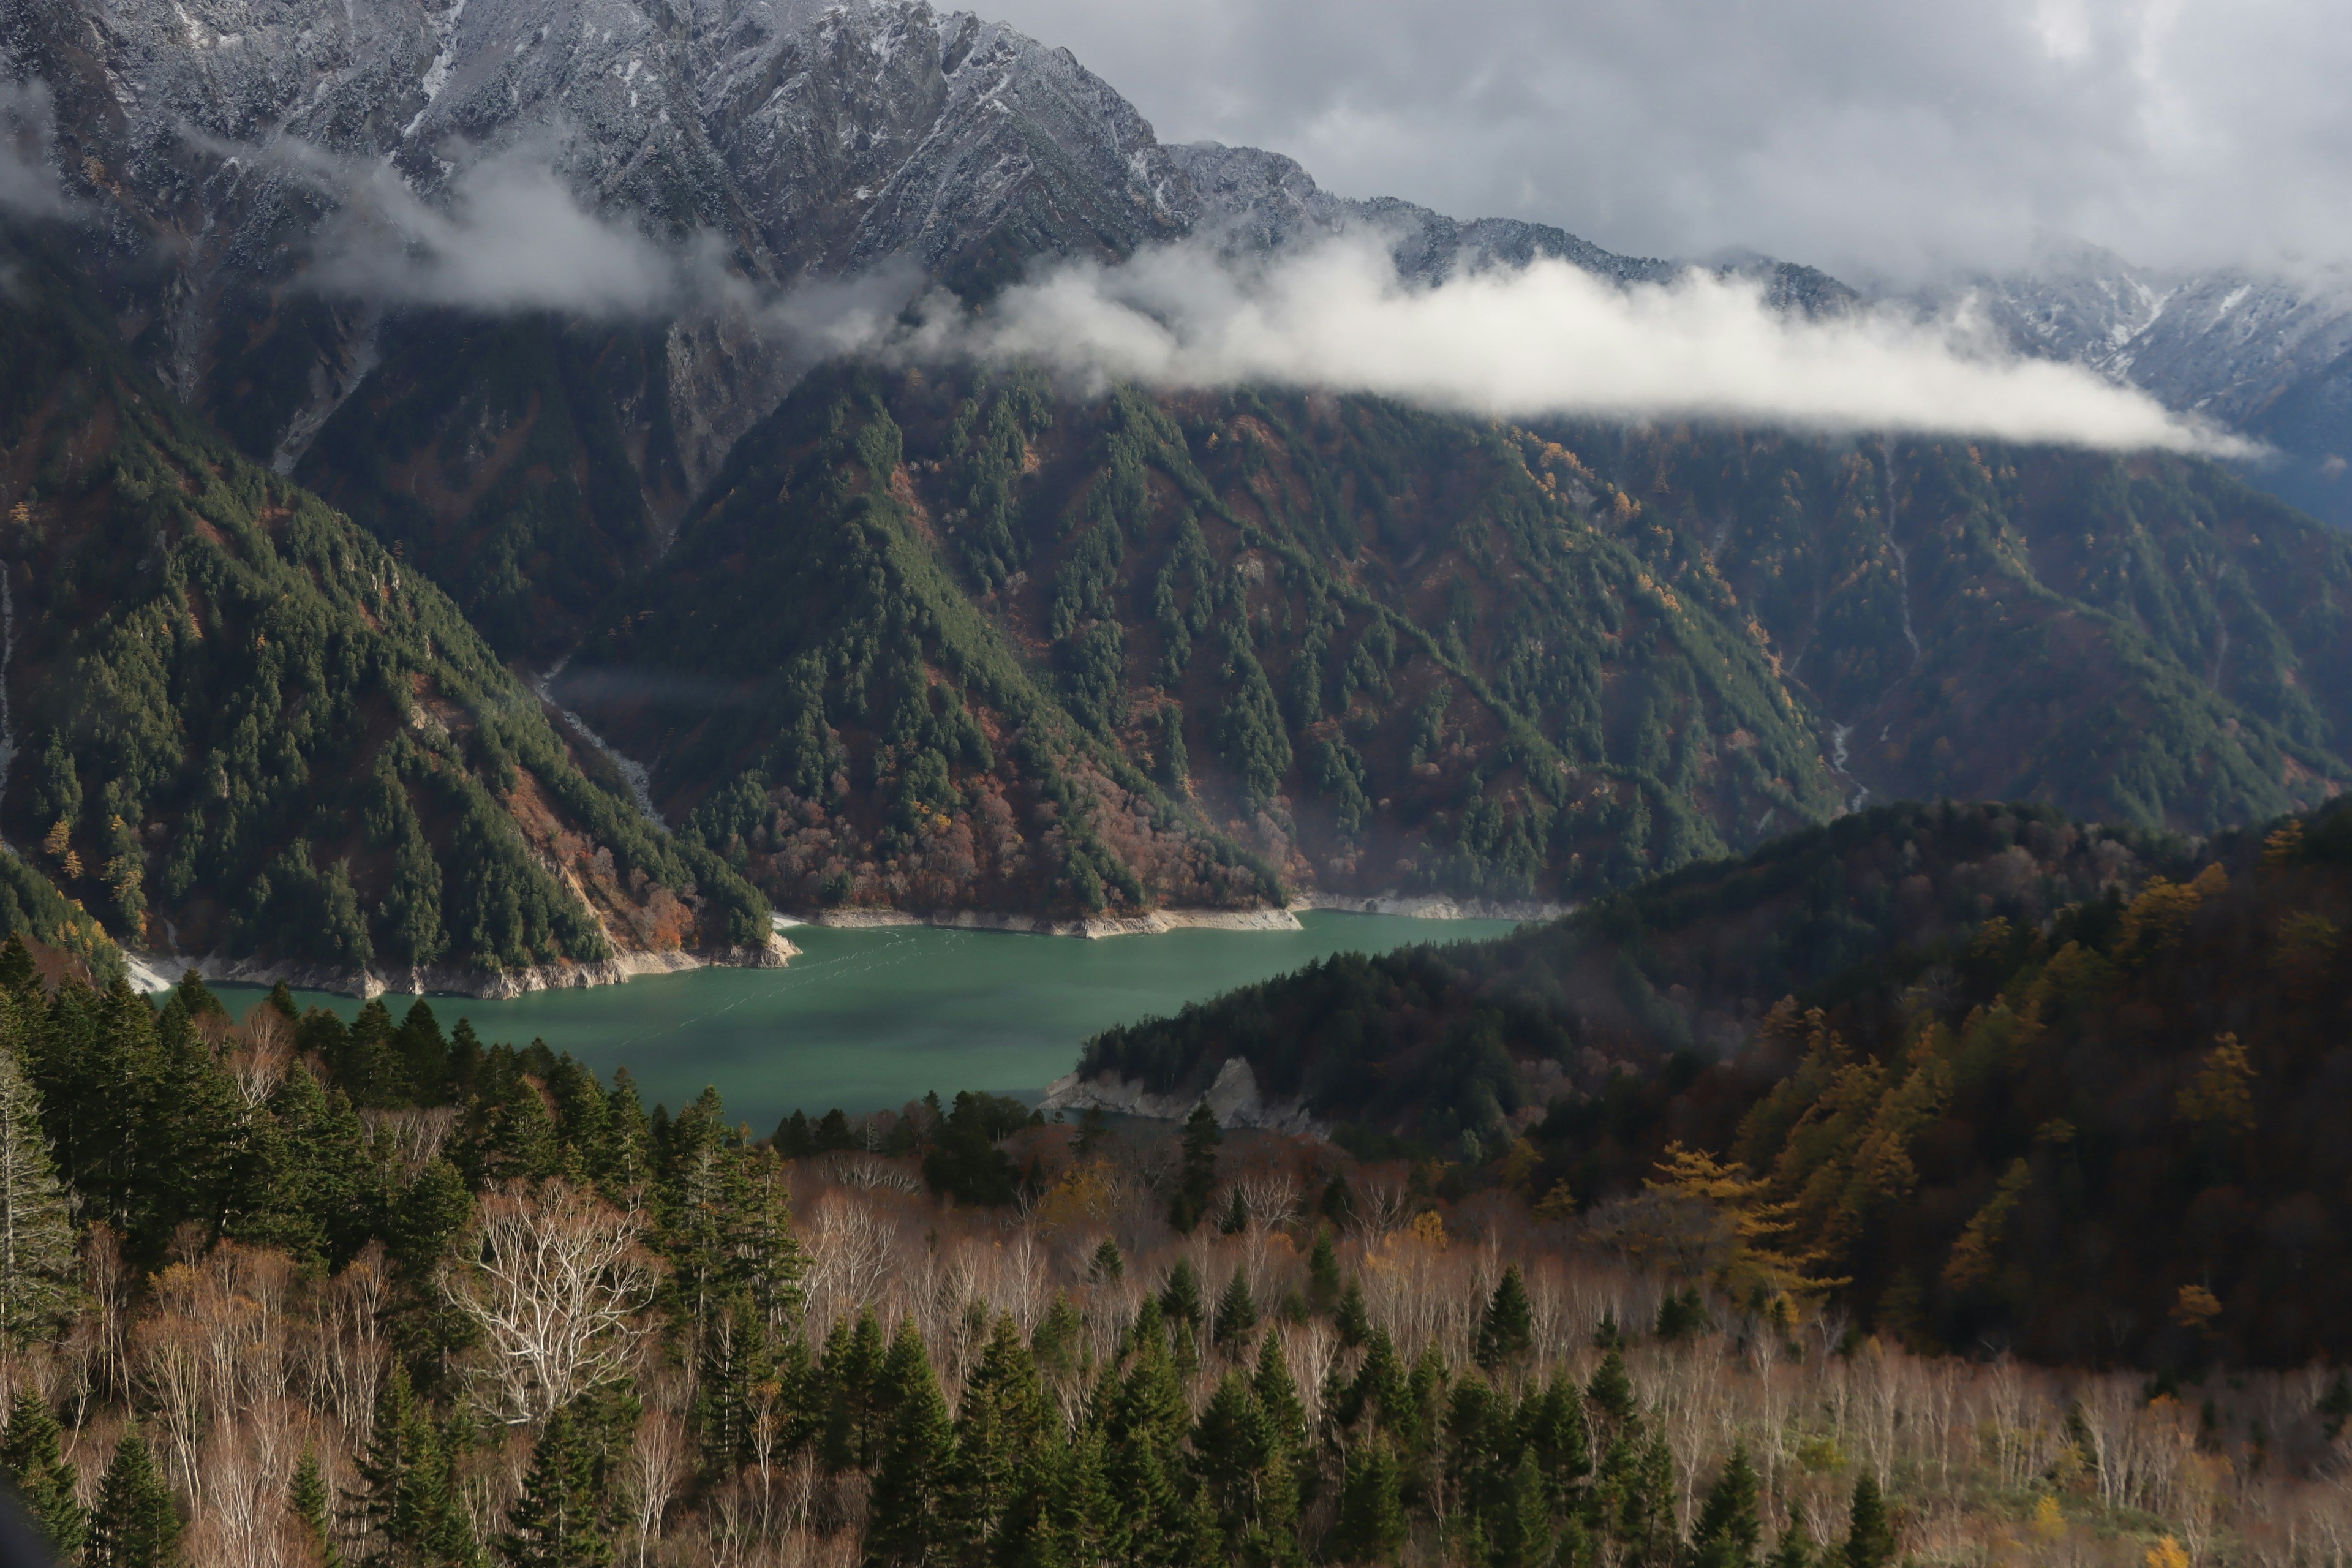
xmin=559 ymin=361 xmax=2352 ymax=921
xmin=0 ymin=224 xmax=776 ymax=992
xmin=1065 ymin=795 xmax=2352 ymax=1365
xmin=7 ymin=0 xmax=2352 ymax=925
xmin=1943 ymin=240 xmax=2352 ymax=530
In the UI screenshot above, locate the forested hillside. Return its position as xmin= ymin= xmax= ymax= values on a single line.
xmin=2 ymin=943 xmax=2346 ymax=1568
xmin=0 ymin=230 xmax=769 ymax=987
xmin=1077 ymin=797 xmax=2352 ymax=1365
xmin=551 ymin=362 xmax=2352 ymax=921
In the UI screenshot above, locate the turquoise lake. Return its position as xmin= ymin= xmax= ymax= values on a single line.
xmin=212 ymin=912 xmax=1518 ymax=1130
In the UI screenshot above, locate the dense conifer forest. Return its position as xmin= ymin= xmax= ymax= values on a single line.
xmin=0 ymin=230 xmax=769 ymax=985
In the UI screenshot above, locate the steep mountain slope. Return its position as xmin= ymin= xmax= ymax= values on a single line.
xmin=5 ymin=0 xmax=1206 ymax=655
xmin=1071 ymin=796 xmax=2352 ymax=1365
xmin=1558 ymin=420 xmax=2352 ymax=826
xmin=557 ymin=365 xmax=1844 ymax=916
xmin=560 ymin=364 xmax=2352 ymax=921
xmin=0 ymin=225 xmax=772 ymax=991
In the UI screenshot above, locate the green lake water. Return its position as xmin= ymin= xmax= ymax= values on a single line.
xmin=211 ymin=912 xmax=1518 ymax=1129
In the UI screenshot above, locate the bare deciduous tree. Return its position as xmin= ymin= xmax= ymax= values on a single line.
xmin=442 ymin=1181 xmax=661 ymax=1425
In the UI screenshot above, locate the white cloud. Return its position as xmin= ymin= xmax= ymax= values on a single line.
xmin=900 ymin=236 xmax=2250 ymax=454
xmin=307 ymin=146 xmax=686 ymax=316
xmin=0 ymin=80 xmax=76 ymax=220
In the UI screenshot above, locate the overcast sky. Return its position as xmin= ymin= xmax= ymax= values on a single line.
xmin=988 ymin=0 xmax=2352 ymax=282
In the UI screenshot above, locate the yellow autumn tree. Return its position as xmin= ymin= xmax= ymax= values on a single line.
xmin=1943 ymin=1157 xmax=2034 ymax=1291
xmin=2176 ymin=1035 xmax=2257 ymax=1133
xmin=1646 ymin=1143 xmax=1846 ymax=1310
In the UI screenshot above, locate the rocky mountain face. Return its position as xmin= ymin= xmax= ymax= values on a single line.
xmin=2 ymin=0 xmax=2350 ymax=934
xmin=1942 ymin=241 xmax=2352 ymax=530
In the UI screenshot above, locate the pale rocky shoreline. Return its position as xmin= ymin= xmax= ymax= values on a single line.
xmin=124 ymin=932 xmax=799 ymax=1000
xmin=1038 ymin=1056 xmax=1327 ymax=1135
xmin=785 ymin=891 xmax=1571 ymax=940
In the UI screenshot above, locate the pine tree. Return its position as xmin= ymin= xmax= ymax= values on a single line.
xmin=1090 ymin=1236 xmax=1126 ymax=1282
xmin=692 ymin=1291 xmax=773 ymax=1479
xmin=820 ymin=1307 xmax=889 ymax=1470
xmin=1033 ymin=1291 xmax=1084 ymax=1380
xmin=1586 ymin=1348 xmax=1637 ymax=1428
xmin=865 ymin=1320 xmax=954 ymax=1567
xmin=1335 ymin=1276 xmax=1371 ymax=1349
xmin=1474 ymin=1264 xmax=1534 ymax=1370
xmin=0 ymin=936 xmax=36 ymax=996
xmin=1219 ymin=1186 xmax=1250 ymax=1235
xmin=1691 ymin=1443 xmax=1763 ymax=1568
xmin=87 ymin=1429 xmax=179 ymax=1568
xmin=1161 ymin=1258 xmax=1205 ymax=1335
xmin=1 ymin=1389 xmax=86 ymax=1558
xmin=1193 ymin=1373 xmax=1283 ymax=1558
xmin=500 ymin=1408 xmax=611 ymax=1568
xmin=290 ymin=1445 xmax=341 ymax=1568
xmin=1168 ymin=1102 xmax=1221 ymax=1232
xmin=1490 ymin=1449 xmax=1555 ymax=1568
xmin=944 ymin=1313 xmax=1049 ymax=1558
xmin=349 ymin=1363 xmax=454 ymax=1562
xmin=0 ymin=1039 xmax=78 ymax=1344
xmin=1213 ymin=1267 xmax=1259 ymax=1352
xmin=1330 ymin=1436 xmax=1406 ymax=1566
xmin=1306 ymin=1228 xmax=1342 ymax=1314
xmin=1767 ymin=1521 xmax=1814 ymax=1568
xmin=1253 ymin=1334 xmax=1311 ymax=1492
xmin=1842 ymin=1474 xmax=1895 ymax=1568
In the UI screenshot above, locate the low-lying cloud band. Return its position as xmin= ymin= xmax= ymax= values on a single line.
xmin=910 ymin=237 xmax=2250 ymax=455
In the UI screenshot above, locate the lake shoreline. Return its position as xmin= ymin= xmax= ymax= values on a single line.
xmin=782 ymin=889 xmax=1571 ymax=940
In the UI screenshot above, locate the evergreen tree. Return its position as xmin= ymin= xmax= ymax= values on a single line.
xmin=1213 ymin=1267 xmax=1259 ymax=1352
xmin=1691 ymin=1444 xmax=1763 ymax=1568
xmin=499 ymin=1408 xmax=611 ymax=1568
xmin=1219 ymin=1186 xmax=1250 ymax=1235
xmin=1033 ymin=1291 xmax=1084 ymax=1381
xmin=1253 ymin=1334 xmax=1311 ymax=1491
xmin=0 ymin=935 xmax=37 ymax=997
xmin=1 ymin=1389 xmax=86 ymax=1558
xmin=1842 ymin=1474 xmax=1895 ymax=1568
xmin=865 ymin=1320 xmax=954 ymax=1567
xmin=819 ymin=1308 xmax=889 ymax=1471
xmin=1330 ymin=1436 xmax=1407 ymax=1566
xmin=1306 ymin=1227 xmax=1342 ymax=1314
xmin=1586 ymin=1348 xmax=1637 ymax=1428
xmin=349 ymin=1363 xmax=469 ymax=1564
xmin=944 ymin=1313 xmax=1049 ymax=1559
xmin=1168 ymin=1103 xmax=1221 ymax=1232
xmin=1335 ymin=1276 xmax=1372 ymax=1349
xmin=0 ymin=1039 xmax=77 ymax=1344
xmin=1767 ymin=1523 xmax=1814 ymax=1568
xmin=290 ymin=1444 xmax=341 ymax=1568
xmin=1090 ymin=1236 xmax=1126 ymax=1282
xmin=1474 ymin=1264 xmax=1534 ymax=1371
xmin=87 ymin=1429 xmax=179 ymax=1568
xmin=1490 ymin=1449 xmax=1555 ymax=1568
xmin=1161 ymin=1258 xmax=1205 ymax=1336
xmin=692 ymin=1291 xmax=773 ymax=1479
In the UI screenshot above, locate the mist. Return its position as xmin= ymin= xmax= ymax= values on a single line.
xmin=278 ymin=148 xmax=2241 ymax=457
xmin=908 ymin=236 xmax=2250 ymax=455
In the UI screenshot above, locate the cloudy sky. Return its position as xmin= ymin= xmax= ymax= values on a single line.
xmin=988 ymin=0 xmax=2351 ymax=281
